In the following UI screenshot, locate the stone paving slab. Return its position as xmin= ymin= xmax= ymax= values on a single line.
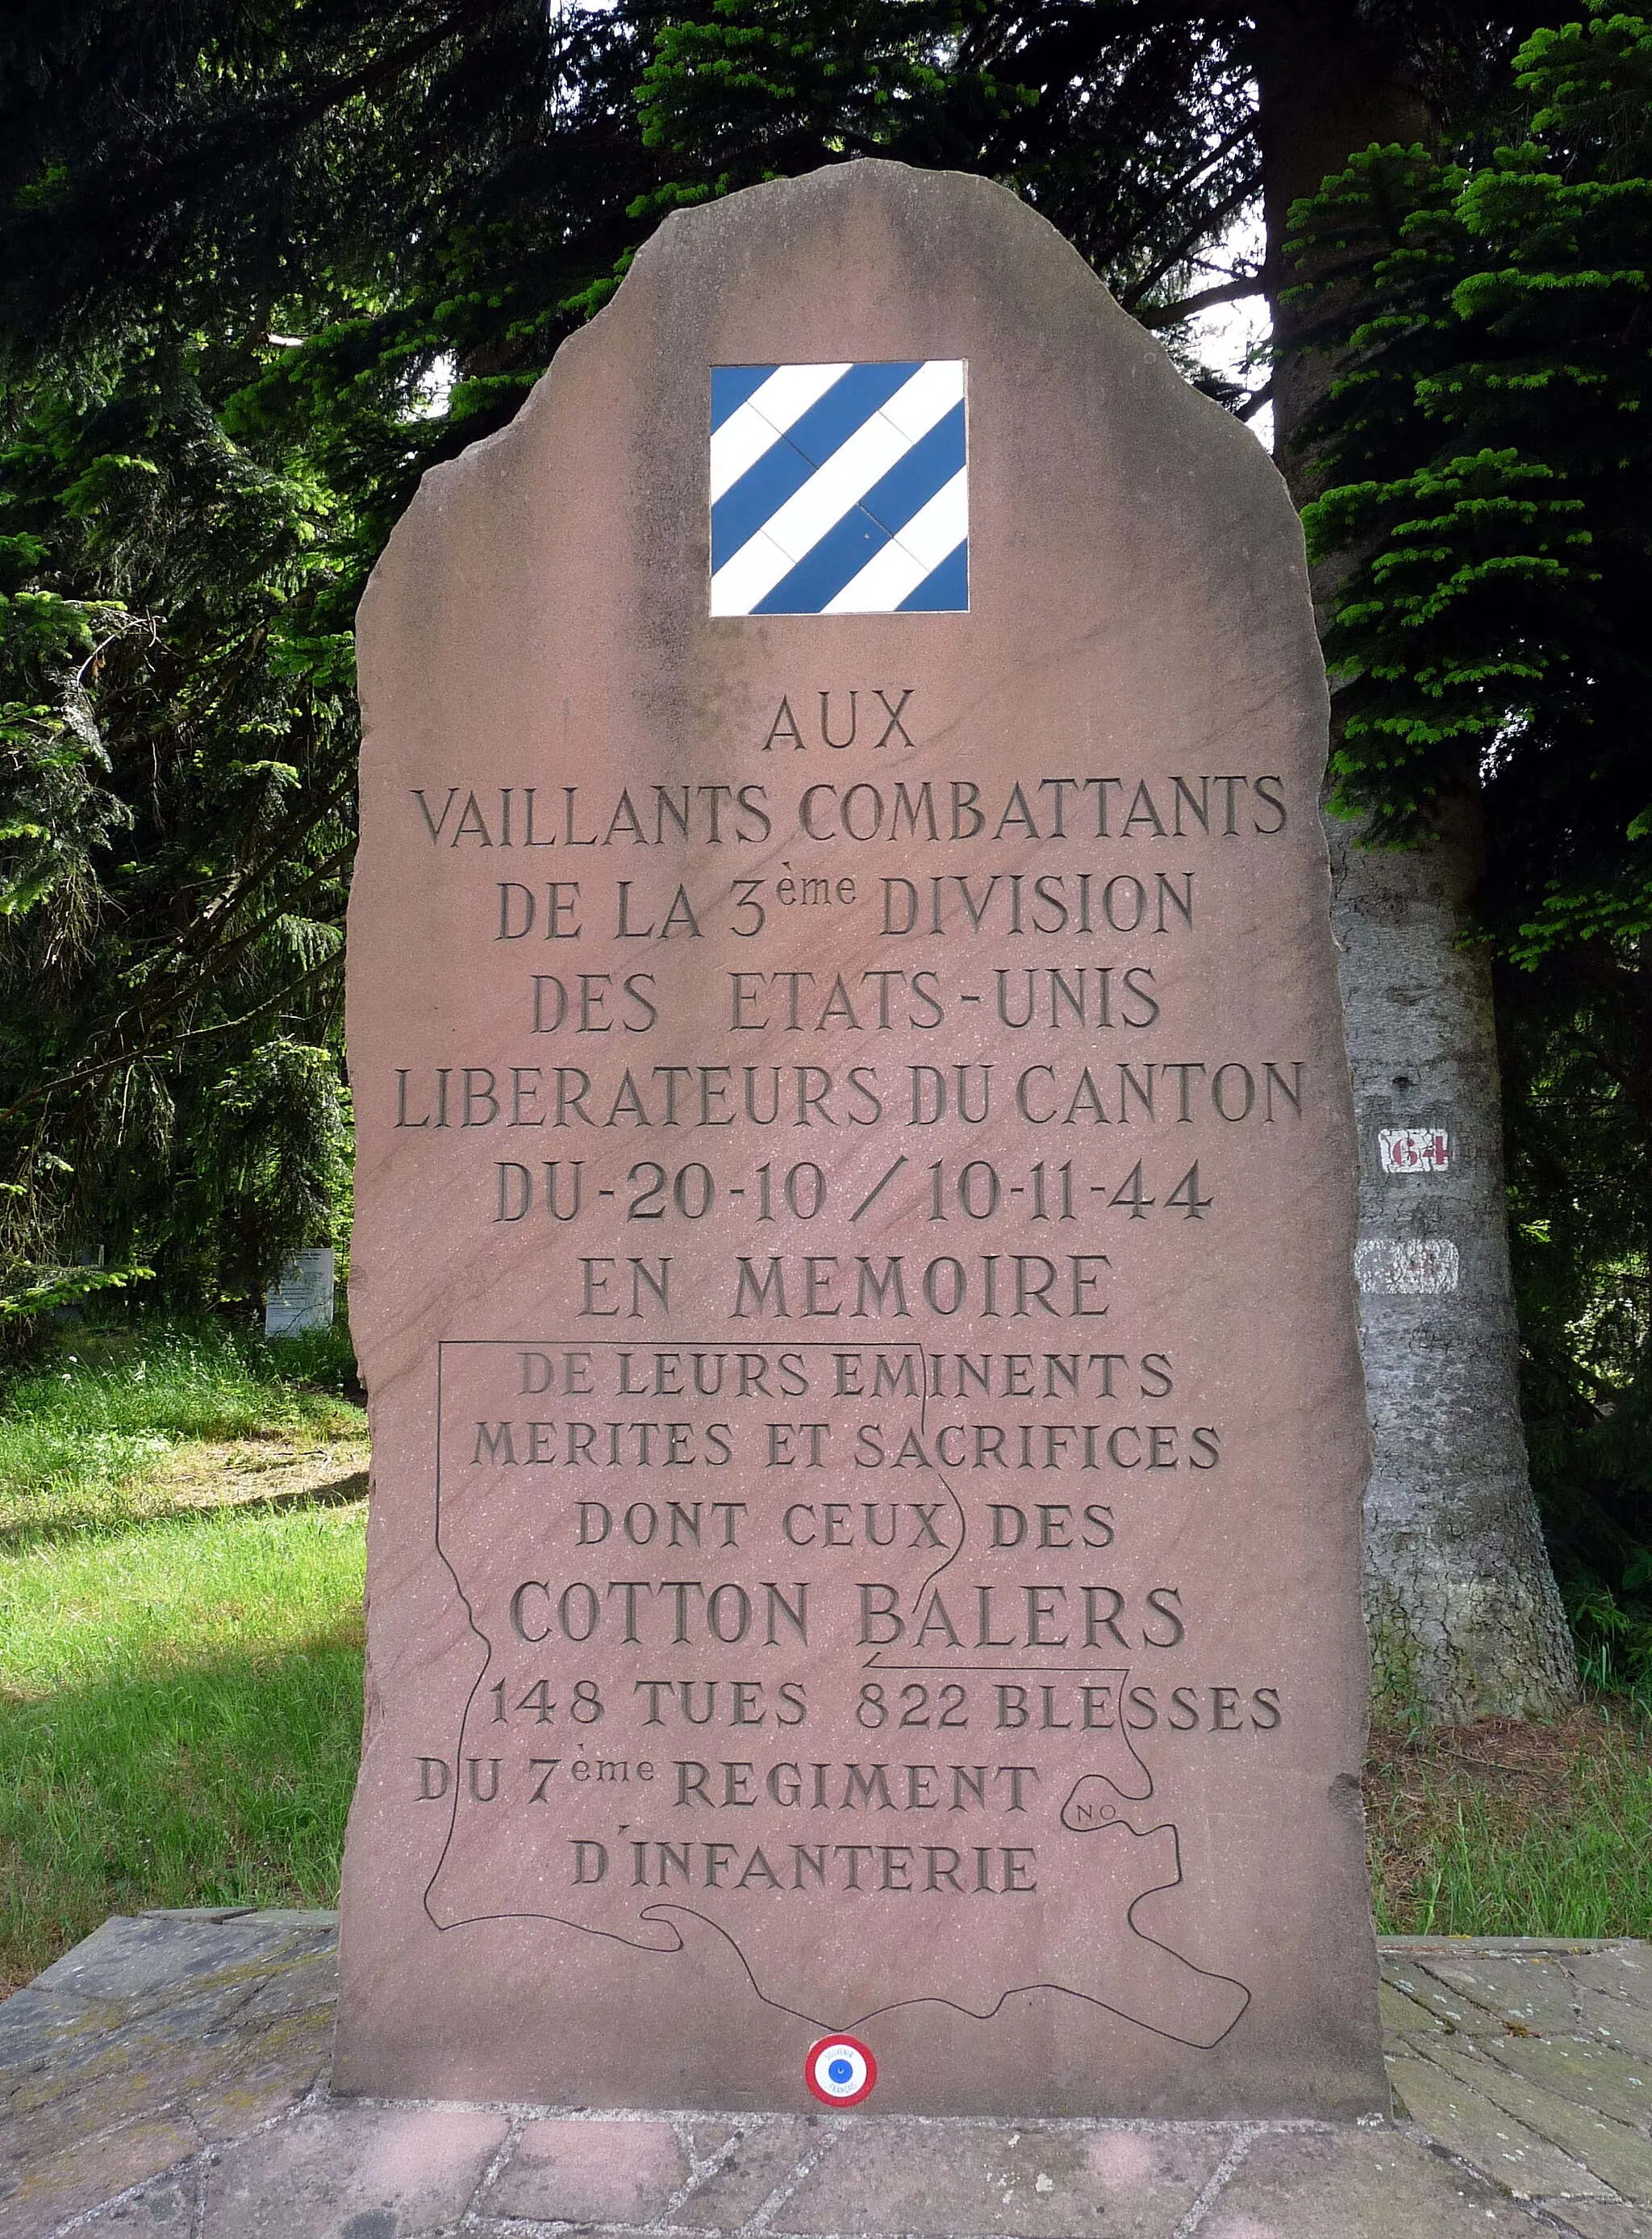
xmin=3 ymin=1915 xmax=1652 ymax=2236
xmin=1384 ymin=2049 xmax=1614 ymax=2200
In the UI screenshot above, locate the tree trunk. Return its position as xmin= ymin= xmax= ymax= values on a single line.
xmin=1252 ymin=1 xmax=1579 ymax=1721
xmin=1328 ymin=795 xmax=1578 ymax=1720
xmin=1252 ymin=2 xmax=1436 ymax=468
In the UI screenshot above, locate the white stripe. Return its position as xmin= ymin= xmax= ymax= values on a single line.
xmin=708 ymin=526 xmax=798 ymax=618
xmin=709 ymin=364 xmax=851 ymax=503
xmin=878 ymin=358 xmax=963 ymax=440
xmin=710 ymin=362 xmax=963 ymax=615
xmin=820 ymin=468 xmax=969 ymax=614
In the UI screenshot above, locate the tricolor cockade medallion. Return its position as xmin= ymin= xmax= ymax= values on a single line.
xmin=710 ymin=361 xmax=968 ymax=615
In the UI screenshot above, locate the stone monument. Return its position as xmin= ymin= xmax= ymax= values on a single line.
xmin=339 ymin=161 xmax=1384 ymax=2116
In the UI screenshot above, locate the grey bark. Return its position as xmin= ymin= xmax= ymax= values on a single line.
xmin=1328 ymin=792 xmax=1578 ymax=1721
xmin=1252 ymin=0 xmax=1579 ymax=1722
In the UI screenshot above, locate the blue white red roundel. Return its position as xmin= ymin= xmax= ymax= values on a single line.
xmin=805 ymin=2034 xmax=877 ymax=2105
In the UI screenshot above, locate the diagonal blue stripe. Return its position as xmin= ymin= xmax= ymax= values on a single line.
xmin=711 ymin=365 xmax=777 ymax=432
xmin=751 ymin=504 xmax=890 ymax=615
xmin=711 ymin=361 xmax=922 ymax=572
xmin=750 ymin=404 xmax=967 ymax=615
xmin=782 ymin=361 xmax=923 ymax=468
xmin=857 ymin=402 xmax=965 ymax=540
xmin=898 ymin=539 xmax=969 ymax=612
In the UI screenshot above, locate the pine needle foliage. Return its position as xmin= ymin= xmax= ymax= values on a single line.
xmin=0 ymin=2 xmax=660 ymax=1322
xmin=0 ymin=341 xmax=357 ymax=1312
xmin=636 ymin=0 xmax=1262 ymax=360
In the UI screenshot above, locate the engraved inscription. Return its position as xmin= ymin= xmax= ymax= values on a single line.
xmin=378 ymin=704 xmax=1322 ymax=2041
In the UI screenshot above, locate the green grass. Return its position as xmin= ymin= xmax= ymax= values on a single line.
xmin=0 ymin=1321 xmax=363 ymax=1543
xmin=0 ymin=1499 xmax=365 ymax=1987
xmin=1385 ymin=1803 xmax=1652 ymax=1939
xmin=1366 ymin=1712 xmax=1652 ymax=1938
xmin=0 ymin=1321 xmax=368 ymax=1986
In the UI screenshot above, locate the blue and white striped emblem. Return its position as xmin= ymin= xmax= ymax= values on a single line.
xmin=710 ymin=361 xmax=968 ymax=616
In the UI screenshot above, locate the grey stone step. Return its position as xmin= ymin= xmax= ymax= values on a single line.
xmin=2 ymin=1913 xmax=1648 ymax=2237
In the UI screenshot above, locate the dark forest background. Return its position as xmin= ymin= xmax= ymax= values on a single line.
xmin=1 ymin=2 xmax=1647 ymax=1686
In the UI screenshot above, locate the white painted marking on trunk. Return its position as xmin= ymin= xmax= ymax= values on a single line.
xmin=1356 ymin=1238 xmax=1461 ymax=1295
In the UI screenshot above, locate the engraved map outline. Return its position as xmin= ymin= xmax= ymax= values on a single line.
xmin=422 ymin=1336 xmax=1254 ymax=2049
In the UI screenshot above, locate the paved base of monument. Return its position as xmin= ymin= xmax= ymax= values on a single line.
xmin=2 ymin=1912 xmax=1649 ymax=2237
